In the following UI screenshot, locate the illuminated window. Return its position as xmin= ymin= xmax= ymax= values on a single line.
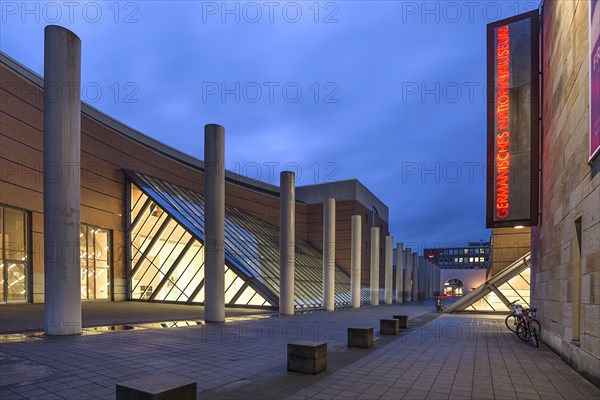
xmin=80 ymin=224 xmax=111 ymax=300
xmin=127 ymin=171 xmax=363 ymax=309
xmin=0 ymin=205 xmax=29 ymax=303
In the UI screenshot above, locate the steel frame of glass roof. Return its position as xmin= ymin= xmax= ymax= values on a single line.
xmin=125 ymin=170 xmax=368 ymax=309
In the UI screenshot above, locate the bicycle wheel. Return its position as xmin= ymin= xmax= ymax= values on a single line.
xmin=530 ymin=318 xmax=541 ymax=335
xmin=531 ymin=328 xmax=539 ymax=347
xmin=505 ymin=315 xmax=518 ymax=332
xmin=516 ymin=321 xmax=531 ymax=341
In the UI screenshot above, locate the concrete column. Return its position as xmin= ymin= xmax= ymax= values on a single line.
xmin=279 ymin=171 xmax=295 ymax=315
xmin=384 ymin=236 xmax=393 ymax=304
xmin=419 ymin=257 xmax=424 ymax=300
xmin=432 ymin=265 xmax=436 ymax=297
xmin=423 ymin=259 xmax=430 ymax=299
xmin=422 ymin=258 xmax=427 ymax=299
xmin=395 ymin=243 xmax=404 ymax=303
xmin=204 ymin=124 xmax=225 ymax=322
xmin=323 ymin=198 xmax=335 ymax=311
xmin=350 ymin=215 xmax=362 ymax=308
xmin=43 ymin=26 xmax=82 ymax=336
xmin=434 ymin=267 xmax=442 ymax=296
xmin=369 ymin=227 xmax=380 ymax=305
xmin=421 ymin=258 xmax=426 ymax=299
xmin=412 ymin=254 xmax=419 ymax=301
xmin=405 ymin=248 xmax=412 ymax=302
xmin=428 ymin=262 xmax=433 ymax=298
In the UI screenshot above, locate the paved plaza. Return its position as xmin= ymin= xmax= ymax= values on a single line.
xmin=0 ymin=302 xmax=598 ymax=400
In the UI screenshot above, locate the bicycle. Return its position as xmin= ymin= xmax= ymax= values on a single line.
xmin=505 ymin=300 xmax=523 ymax=332
xmin=516 ymin=311 xmax=540 ymax=347
xmin=505 ymin=301 xmax=541 ymax=336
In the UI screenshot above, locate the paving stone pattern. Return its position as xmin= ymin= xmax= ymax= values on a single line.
xmin=0 ymin=302 xmax=598 ymax=400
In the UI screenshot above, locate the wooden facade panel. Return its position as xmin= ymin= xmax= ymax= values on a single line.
xmin=0 ymin=110 xmax=43 ymax=149
xmin=0 ymin=87 xmax=43 ymax=131
xmin=0 ymin=65 xmax=44 ymax=109
xmin=0 ymin=180 xmax=42 ymax=212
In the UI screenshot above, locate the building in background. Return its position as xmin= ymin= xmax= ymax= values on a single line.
xmin=424 ymin=241 xmax=490 ymax=270
xmin=423 ymin=242 xmax=490 ymax=296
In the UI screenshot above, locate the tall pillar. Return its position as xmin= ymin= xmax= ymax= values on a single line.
xmin=430 ymin=262 xmax=434 ymax=297
xmin=427 ymin=262 xmax=432 ymax=298
xmin=204 ymin=124 xmax=225 ymax=322
xmin=369 ymin=227 xmax=380 ymax=305
xmin=279 ymin=171 xmax=295 ymax=315
xmin=422 ymin=258 xmax=427 ymax=299
xmin=405 ymin=248 xmax=412 ymax=302
xmin=435 ymin=266 xmax=439 ymax=296
xmin=44 ymin=26 xmax=82 ymax=336
xmin=350 ymin=215 xmax=361 ymax=308
xmin=412 ymin=253 xmax=419 ymax=301
xmin=384 ymin=236 xmax=393 ymax=304
xmin=395 ymin=243 xmax=404 ymax=303
xmin=323 ymin=198 xmax=335 ymax=311
xmin=423 ymin=259 xmax=430 ymax=299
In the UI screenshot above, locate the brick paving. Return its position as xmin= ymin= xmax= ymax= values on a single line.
xmin=0 ymin=302 xmax=598 ymax=399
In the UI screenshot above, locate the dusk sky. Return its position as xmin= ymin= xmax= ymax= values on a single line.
xmin=0 ymin=1 xmax=541 ymax=252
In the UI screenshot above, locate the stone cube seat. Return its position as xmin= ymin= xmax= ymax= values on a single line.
xmin=287 ymin=341 xmax=327 ymax=374
xmin=380 ymin=319 xmax=399 ymax=335
xmin=347 ymin=327 xmax=374 ymax=348
xmin=116 ymin=373 xmax=196 ymax=400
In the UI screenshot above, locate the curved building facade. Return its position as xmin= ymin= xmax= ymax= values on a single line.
xmin=0 ymin=51 xmax=389 ymax=309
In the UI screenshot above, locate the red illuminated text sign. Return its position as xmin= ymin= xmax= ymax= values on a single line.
xmin=495 ymin=25 xmax=510 ymax=219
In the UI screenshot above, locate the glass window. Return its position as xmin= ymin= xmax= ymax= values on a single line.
xmin=80 ymin=224 xmax=111 ymax=300
xmin=1 ymin=205 xmax=30 ymax=302
xmin=127 ymin=171 xmax=363 ymax=309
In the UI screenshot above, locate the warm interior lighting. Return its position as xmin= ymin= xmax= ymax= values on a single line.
xmin=514 ymin=225 xmax=525 ymax=229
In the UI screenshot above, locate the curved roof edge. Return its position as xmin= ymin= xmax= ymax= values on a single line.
xmin=0 ymin=51 xmax=281 ymax=197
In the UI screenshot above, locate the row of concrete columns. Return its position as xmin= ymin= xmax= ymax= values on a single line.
xmin=41 ymin=25 xmax=441 ymax=336
xmin=278 ymin=174 xmax=442 ymax=313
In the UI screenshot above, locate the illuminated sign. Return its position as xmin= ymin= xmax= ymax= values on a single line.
xmin=591 ymin=0 xmax=600 ymax=161
xmin=486 ymin=11 xmax=540 ymax=228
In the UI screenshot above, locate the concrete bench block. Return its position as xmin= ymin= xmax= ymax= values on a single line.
xmin=380 ymin=319 xmax=399 ymax=335
xmin=287 ymin=341 xmax=327 ymax=374
xmin=116 ymin=374 xmax=196 ymax=400
xmin=348 ymin=327 xmax=373 ymax=348
xmin=393 ymin=315 xmax=409 ymax=329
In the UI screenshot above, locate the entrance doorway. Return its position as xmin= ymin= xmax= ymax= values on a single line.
xmin=444 ymin=278 xmax=464 ymax=296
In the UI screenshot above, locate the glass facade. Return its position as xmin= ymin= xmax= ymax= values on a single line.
xmin=0 ymin=205 xmax=29 ymax=303
xmin=465 ymin=267 xmax=531 ymax=311
xmin=80 ymin=224 xmax=111 ymax=300
xmin=128 ymin=171 xmax=366 ymax=309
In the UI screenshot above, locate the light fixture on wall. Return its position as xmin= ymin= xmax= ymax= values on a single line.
xmin=513 ymin=225 xmax=525 ymax=229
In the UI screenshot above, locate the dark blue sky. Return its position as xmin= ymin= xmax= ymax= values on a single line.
xmin=0 ymin=1 xmax=541 ymax=252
